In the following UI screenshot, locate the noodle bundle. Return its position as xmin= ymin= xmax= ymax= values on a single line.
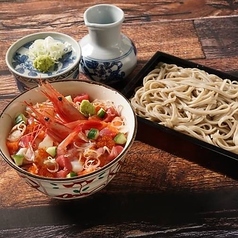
xmin=131 ymin=62 xmax=238 ymax=153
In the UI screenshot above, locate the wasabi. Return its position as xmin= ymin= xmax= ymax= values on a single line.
xmin=28 ymin=36 xmax=72 ymax=73
xmin=33 ymin=55 xmax=55 ymax=72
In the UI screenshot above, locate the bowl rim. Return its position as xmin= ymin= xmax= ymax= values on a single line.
xmin=5 ymin=31 xmax=81 ymax=79
xmin=0 ymin=80 xmax=137 ymax=182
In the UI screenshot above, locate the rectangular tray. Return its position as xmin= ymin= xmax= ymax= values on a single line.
xmin=122 ymin=51 xmax=238 ymax=179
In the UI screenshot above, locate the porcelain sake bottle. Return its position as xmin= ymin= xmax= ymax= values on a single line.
xmin=79 ymin=4 xmax=137 ymax=86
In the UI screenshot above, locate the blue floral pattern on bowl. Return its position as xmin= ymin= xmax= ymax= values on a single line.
xmin=12 ymin=41 xmax=77 ymax=78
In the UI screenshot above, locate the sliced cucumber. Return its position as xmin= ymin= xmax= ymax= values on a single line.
xmin=15 ymin=113 xmax=27 ymax=125
xmin=11 ymin=154 xmax=24 ymax=166
xmin=114 ymin=133 xmax=127 ymax=145
xmin=87 ymin=128 xmax=99 ymax=140
xmin=97 ymin=108 xmax=106 ymax=118
xmin=46 ymin=146 xmax=57 ymax=157
xmin=79 ymin=100 xmax=96 ymax=117
xmin=66 ymin=171 xmax=78 ymax=178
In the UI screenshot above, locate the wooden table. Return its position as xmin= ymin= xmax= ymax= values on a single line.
xmin=1 ymin=0 xmax=238 ymax=237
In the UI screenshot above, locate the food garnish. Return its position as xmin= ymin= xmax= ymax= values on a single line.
xmin=28 ymin=36 xmax=72 ymax=72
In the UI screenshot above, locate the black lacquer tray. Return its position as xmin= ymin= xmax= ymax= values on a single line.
xmin=122 ymin=51 xmax=238 ymax=179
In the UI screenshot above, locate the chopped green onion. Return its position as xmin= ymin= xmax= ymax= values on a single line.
xmin=87 ymin=128 xmax=99 ymax=140
xmin=114 ymin=133 xmax=127 ymax=145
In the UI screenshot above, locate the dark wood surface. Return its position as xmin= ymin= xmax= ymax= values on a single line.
xmin=1 ymin=0 xmax=238 ymax=237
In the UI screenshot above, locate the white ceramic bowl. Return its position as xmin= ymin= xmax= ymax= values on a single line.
xmin=0 ymin=80 xmax=137 ymax=200
xmin=6 ymin=32 xmax=81 ymax=92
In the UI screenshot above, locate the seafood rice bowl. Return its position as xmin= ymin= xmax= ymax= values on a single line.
xmin=0 ymin=80 xmax=137 ymax=200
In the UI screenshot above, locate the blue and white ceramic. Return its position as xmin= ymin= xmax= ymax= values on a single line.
xmin=6 ymin=32 xmax=81 ymax=92
xmin=79 ymin=4 xmax=137 ymax=86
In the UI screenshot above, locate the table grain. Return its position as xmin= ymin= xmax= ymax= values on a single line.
xmin=1 ymin=0 xmax=238 ymax=237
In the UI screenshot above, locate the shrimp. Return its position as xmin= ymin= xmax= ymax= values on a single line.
xmin=25 ymin=102 xmax=72 ymax=142
xmin=56 ymin=129 xmax=79 ymax=156
xmin=56 ymin=120 xmax=104 ymax=156
xmin=39 ymin=80 xmax=86 ymax=122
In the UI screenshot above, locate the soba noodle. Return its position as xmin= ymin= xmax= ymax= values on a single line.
xmin=130 ymin=62 xmax=238 ymax=153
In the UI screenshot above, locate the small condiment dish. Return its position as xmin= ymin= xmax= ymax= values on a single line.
xmin=6 ymin=32 xmax=81 ymax=92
